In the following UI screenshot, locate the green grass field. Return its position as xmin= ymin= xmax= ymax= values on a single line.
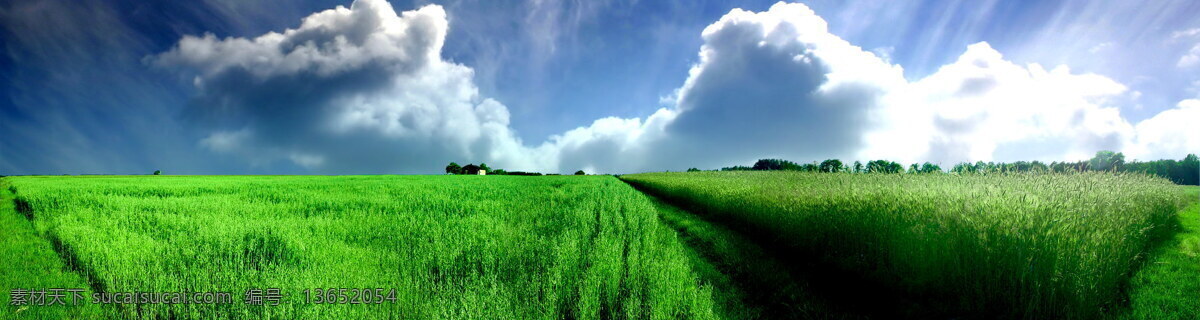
xmin=1120 ymin=186 xmax=1200 ymax=319
xmin=0 ymin=180 xmax=103 ymax=319
xmin=2 ymin=174 xmax=1195 ymax=319
xmin=2 ymin=175 xmax=717 ymax=319
xmin=621 ymin=171 xmax=1192 ymax=319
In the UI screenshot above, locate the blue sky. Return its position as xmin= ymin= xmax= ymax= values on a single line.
xmin=2 ymin=0 xmax=1198 ymax=174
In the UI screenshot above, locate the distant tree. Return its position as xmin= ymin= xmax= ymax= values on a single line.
xmin=687 ymin=168 xmax=701 ymax=172
xmin=479 ymin=163 xmax=491 ymax=173
xmin=1049 ymin=160 xmax=1087 ymax=173
xmin=153 ymin=170 xmax=161 ymax=175
xmin=492 ymin=169 xmax=508 ymax=175
xmin=462 ymin=164 xmax=481 ymax=175
xmin=819 ymin=159 xmax=843 ymax=173
xmin=1030 ymin=161 xmax=1049 ymax=172
xmin=866 ymin=160 xmax=884 ymax=173
xmin=1183 ymin=154 xmax=1200 ymax=185
xmin=752 ymin=159 xmax=802 ymax=171
xmin=951 ymin=162 xmax=974 ymax=173
xmin=862 ymin=152 xmax=1194 ymax=184
xmin=752 ymin=159 xmax=778 ymax=170
xmin=506 ymin=171 xmax=543 ymax=176
xmin=866 ymin=160 xmax=904 ymax=174
xmin=853 ymin=161 xmax=863 ymax=173
xmin=1124 ymin=153 xmax=1199 ymax=185
xmin=721 ymin=166 xmax=753 ymax=171
xmin=1067 ymin=160 xmax=1089 ymax=172
xmin=1088 ymin=151 xmax=1125 ymax=172
xmin=575 ymin=170 xmax=586 ymax=175
xmin=446 ymin=162 xmax=462 ymax=175
xmin=919 ymin=162 xmax=941 ymax=174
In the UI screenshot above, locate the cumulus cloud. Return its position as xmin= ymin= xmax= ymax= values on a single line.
xmin=1174 ymin=28 xmax=1200 ymax=68
xmin=157 ymin=0 xmax=1197 ymax=174
xmin=1126 ymin=99 xmax=1200 ymax=160
xmin=1179 ymin=44 xmax=1200 ymax=68
xmin=865 ymin=42 xmax=1139 ymax=164
xmin=553 ymin=2 xmax=1195 ymax=170
xmin=154 ymin=0 xmax=548 ymax=173
xmin=539 ymin=2 xmax=907 ymax=172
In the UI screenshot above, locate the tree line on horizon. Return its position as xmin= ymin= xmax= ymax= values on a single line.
xmin=709 ymin=151 xmax=1199 ymax=185
xmin=446 ymin=162 xmax=526 ymax=175
xmin=444 ymin=162 xmax=588 ymax=176
xmin=717 ymin=158 xmax=938 ymax=174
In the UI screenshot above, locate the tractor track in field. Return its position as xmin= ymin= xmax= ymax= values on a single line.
xmin=620 ymin=176 xmax=1200 ymax=320
xmin=0 ymin=179 xmax=104 ymax=318
xmin=5 ymin=182 xmax=120 ymax=315
xmin=620 ymin=177 xmax=871 ymax=320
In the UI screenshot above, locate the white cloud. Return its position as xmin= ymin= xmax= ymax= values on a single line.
xmin=866 ymin=42 xmax=1137 ymax=164
xmin=551 ymin=2 xmax=1194 ymax=169
xmin=156 ymin=0 xmax=448 ymax=79
xmin=198 ymin=129 xmax=249 ymax=153
xmin=1126 ymin=99 xmax=1200 ymax=160
xmin=535 ymin=2 xmax=906 ymax=172
xmin=1179 ymin=44 xmax=1200 ymax=68
xmin=872 ymin=46 xmax=895 ymax=63
xmin=1088 ymin=42 xmax=1113 ymax=53
xmin=155 ymin=0 xmax=550 ymax=173
xmin=157 ymin=0 xmax=1198 ymax=174
xmin=1169 ymin=28 xmax=1200 ymax=68
xmin=1172 ymin=28 xmax=1200 ymax=40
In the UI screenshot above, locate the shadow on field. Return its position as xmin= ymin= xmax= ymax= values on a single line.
xmin=1107 ymin=209 xmax=1185 ymax=310
xmin=1107 ymin=195 xmax=1199 ymax=319
xmin=624 ymin=179 xmax=974 ymax=319
xmin=12 ymin=195 xmax=33 ymax=220
xmin=644 ymin=195 xmax=869 ymax=320
xmin=624 ymin=178 xmax=1191 ymax=319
